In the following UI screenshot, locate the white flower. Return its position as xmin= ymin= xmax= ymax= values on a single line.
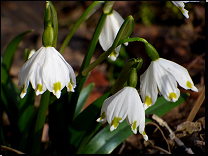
xmin=140 ymin=58 xmax=198 ymax=110
xmin=18 ymin=46 xmax=76 ymax=99
xmin=172 ymin=1 xmax=190 ymax=18
xmin=96 ymin=86 xmax=148 ymax=141
xmin=99 ymin=10 xmax=128 ymax=61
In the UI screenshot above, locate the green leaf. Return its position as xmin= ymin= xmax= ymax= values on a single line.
xmin=18 ymin=84 xmax=35 ymax=133
xmin=74 ymin=83 xmax=95 ymax=119
xmin=59 ymin=1 xmax=103 ymax=54
xmin=81 ymin=93 xmax=189 ymax=154
xmin=1 ymin=30 xmax=33 ymax=84
xmin=67 ymin=92 xmax=110 ymax=153
xmin=1 ymin=82 xmax=18 ymax=123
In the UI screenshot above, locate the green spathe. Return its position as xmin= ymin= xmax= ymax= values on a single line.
xmin=42 ymin=20 xmax=54 ymax=47
xmin=145 ymin=42 xmax=159 ymax=61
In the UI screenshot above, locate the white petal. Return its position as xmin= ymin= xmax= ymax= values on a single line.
xmin=99 ymin=14 xmax=116 ymax=52
xmin=42 ymin=47 xmax=70 ymax=98
xmin=55 ymin=51 xmax=76 ymax=92
xmin=154 ymin=60 xmax=180 ymax=102
xmin=106 ymin=87 xmax=129 ymax=130
xmin=158 ymin=58 xmax=198 ymax=92
xmin=28 ymin=48 xmax=47 ymax=96
xmin=99 ymin=10 xmax=125 ymax=61
xmin=18 ymin=47 xmax=45 ymax=98
xmin=140 ymin=61 xmax=158 ymax=110
xmin=126 ymin=88 xmax=145 ymax=134
xmin=172 ymin=1 xmax=189 ymax=18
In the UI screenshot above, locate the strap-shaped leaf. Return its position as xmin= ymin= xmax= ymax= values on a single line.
xmin=81 ymin=93 xmax=189 ymax=154
xmin=67 ymin=92 xmax=110 ymax=153
xmin=1 ymin=30 xmax=33 ymax=84
xmin=74 ymin=83 xmax=95 ymax=119
xmin=18 ymin=84 xmax=35 ymax=133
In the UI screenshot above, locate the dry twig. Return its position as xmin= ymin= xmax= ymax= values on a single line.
xmin=146 ymin=122 xmax=171 ymax=153
xmin=1 ymin=145 xmax=25 ymax=154
xmin=151 ymin=114 xmax=194 ymax=154
xmin=186 ymin=86 xmax=205 ymax=122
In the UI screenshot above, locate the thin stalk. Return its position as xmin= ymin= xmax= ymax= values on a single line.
xmin=31 ymin=90 xmax=50 ymax=154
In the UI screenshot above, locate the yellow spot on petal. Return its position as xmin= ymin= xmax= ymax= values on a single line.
xmin=186 ymin=81 xmax=193 ymax=89
xmin=68 ymin=82 xmax=73 ymax=91
xmin=37 ymin=84 xmax=43 ymax=92
xmin=145 ymin=96 xmax=152 ymax=106
xmin=133 ymin=121 xmax=137 ymax=131
xmin=53 ymin=82 xmax=61 ymax=93
xmin=111 ymin=117 xmax=122 ymax=128
xmin=109 ymin=50 xmax=117 ymax=58
xmin=70 ymin=78 xmax=74 ymax=86
xmin=22 ymin=84 xmax=26 ymax=93
xmin=169 ymin=92 xmax=177 ymax=101
xmin=100 ymin=111 xmax=106 ymax=120
xmin=142 ymin=130 xmax=146 ymax=136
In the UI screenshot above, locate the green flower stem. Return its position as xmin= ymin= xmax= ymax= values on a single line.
xmin=32 ymin=90 xmax=50 ymax=154
xmin=48 ymin=1 xmax=58 ymax=48
xmin=82 ymin=46 xmax=114 ymax=76
xmin=118 ymin=37 xmax=148 ymax=45
xmin=82 ymin=15 xmax=134 ymax=76
xmin=59 ymin=1 xmax=103 ymax=55
xmin=44 ymin=2 xmax=51 ymax=30
xmin=118 ymin=37 xmax=159 ymax=60
xmin=79 ymin=13 xmax=107 ymax=73
xmin=68 ymin=12 xmax=107 ymax=124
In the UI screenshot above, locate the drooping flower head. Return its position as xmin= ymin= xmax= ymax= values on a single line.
xmin=18 ymin=46 xmax=76 ymax=99
xmin=97 ymin=86 xmax=148 ymax=141
xmin=18 ymin=20 xmax=76 ymax=99
xmin=99 ymin=10 xmax=128 ymax=61
xmin=140 ymin=58 xmax=198 ymax=110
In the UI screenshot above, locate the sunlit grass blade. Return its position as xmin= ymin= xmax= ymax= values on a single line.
xmin=81 ymin=92 xmax=189 ymax=154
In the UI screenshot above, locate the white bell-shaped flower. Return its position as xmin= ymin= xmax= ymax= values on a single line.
xmin=96 ymin=86 xmax=148 ymax=141
xmin=18 ymin=46 xmax=76 ymax=99
xmin=172 ymin=1 xmax=190 ymax=18
xmin=140 ymin=58 xmax=198 ymax=110
xmin=99 ymin=10 xmax=128 ymax=61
